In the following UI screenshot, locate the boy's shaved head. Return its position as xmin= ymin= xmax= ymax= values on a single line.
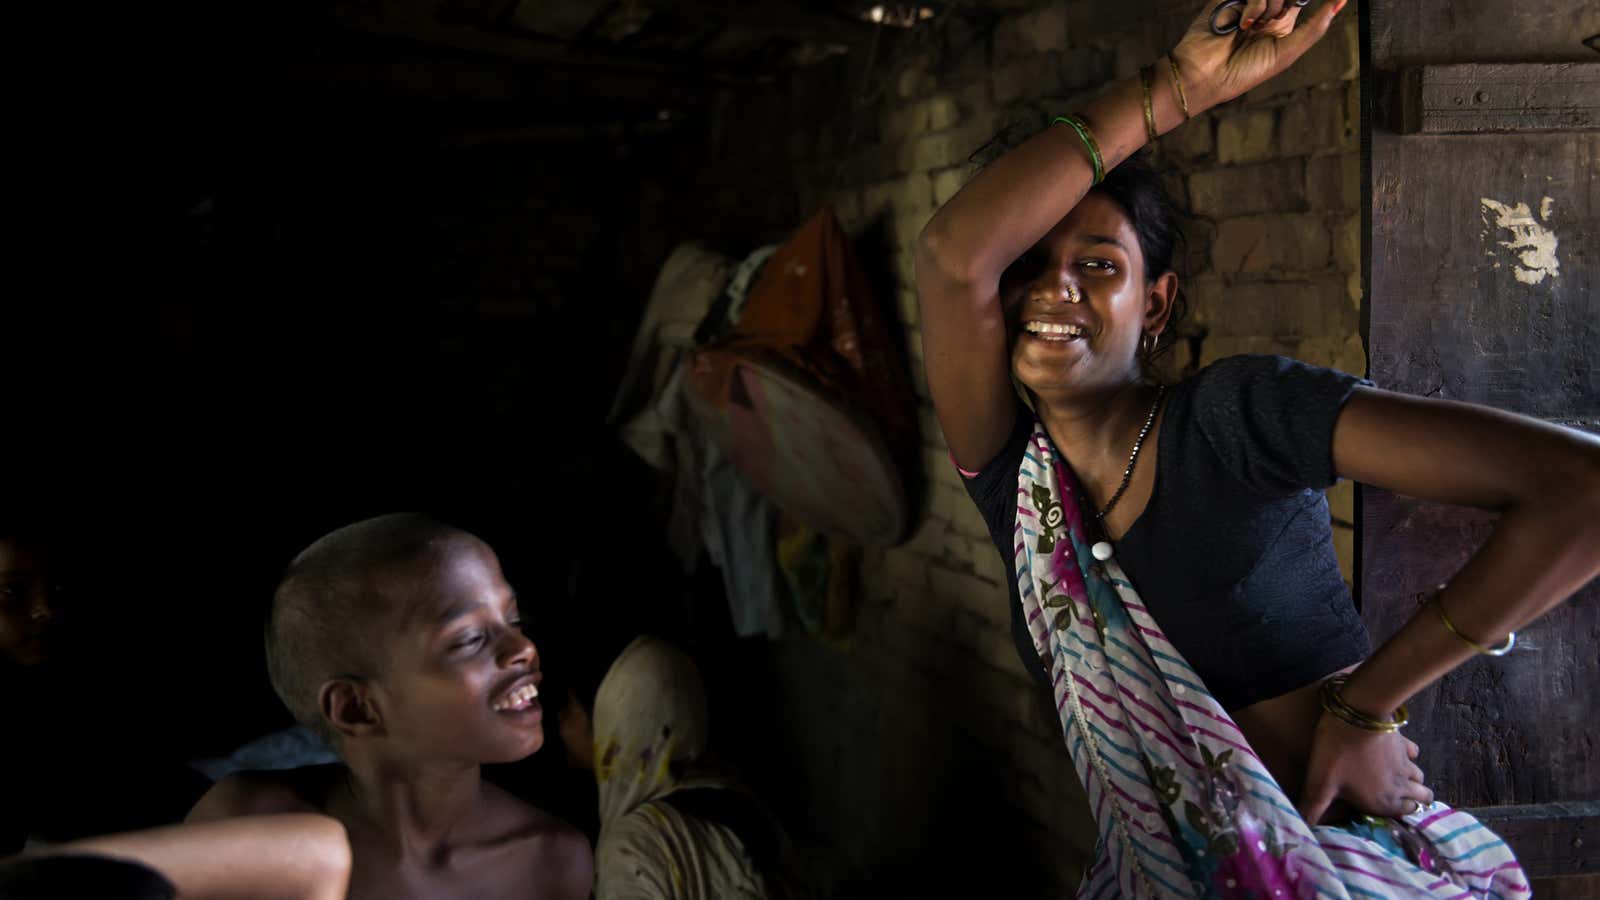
xmin=266 ymin=513 xmax=470 ymax=736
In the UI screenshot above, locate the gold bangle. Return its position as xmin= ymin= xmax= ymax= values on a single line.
xmin=1320 ymin=675 xmax=1408 ymax=734
xmin=1140 ymin=64 xmax=1158 ymax=143
xmin=1166 ymin=56 xmax=1191 ymax=120
xmin=1434 ymin=595 xmax=1516 ymax=657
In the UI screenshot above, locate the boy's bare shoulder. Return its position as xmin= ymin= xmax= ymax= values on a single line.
xmin=186 ymin=764 xmax=344 ymax=822
xmin=481 ymin=783 xmax=594 ymax=898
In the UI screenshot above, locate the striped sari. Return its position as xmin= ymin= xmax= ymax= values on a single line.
xmin=1015 ymin=423 xmax=1527 ymax=899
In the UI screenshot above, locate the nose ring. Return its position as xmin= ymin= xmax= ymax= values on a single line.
xmin=1065 ymin=282 xmax=1082 ymax=304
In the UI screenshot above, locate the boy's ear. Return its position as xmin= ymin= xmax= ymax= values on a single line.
xmin=319 ymin=679 xmax=384 ymax=739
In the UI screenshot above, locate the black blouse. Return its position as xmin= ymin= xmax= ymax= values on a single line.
xmin=960 ymin=355 xmax=1372 ymax=711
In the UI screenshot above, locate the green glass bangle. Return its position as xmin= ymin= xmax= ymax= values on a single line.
xmin=1052 ymin=114 xmax=1104 ymax=186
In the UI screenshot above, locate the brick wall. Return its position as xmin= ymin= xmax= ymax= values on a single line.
xmin=714 ymin=2 xmax=1366 ymax=895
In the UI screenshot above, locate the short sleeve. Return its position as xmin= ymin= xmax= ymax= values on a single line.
xmin=1188 ymin=355 xmax=1370 ymax=495
xmin=958 ymin=402 xmax=1034 ymax=516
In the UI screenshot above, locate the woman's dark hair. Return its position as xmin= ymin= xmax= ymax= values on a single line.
xmin=971 ymin=120 xmax=1192 ymax=367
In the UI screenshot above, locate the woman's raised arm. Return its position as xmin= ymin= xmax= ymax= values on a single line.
xmin=915 ymin=0 xmax=1345 ymax=469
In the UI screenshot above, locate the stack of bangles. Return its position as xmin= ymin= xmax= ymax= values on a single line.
xmin=1054 ymin=54 xmax=1190 ymax=185
xmin=1320 ymin=675 xmax=1408 ymax=734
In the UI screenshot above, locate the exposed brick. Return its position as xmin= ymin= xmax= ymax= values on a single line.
xmin=1181 ymin=217 xmax=1216 ymax=276
xmin=893 ymin=211 xmax=931 ymax=257
xmin=1332 ymin=214 xmax=1359 ymax=271
xmin=1063 ymin=1 xmax=1160 ymax=39
xmin=1059 ymin=44 xmax=1114 ymax=91
xmin=1113 ymin=33 xmax=1152 ymax=80
xmin=896 ymin=59 xmax=937 ymax=99
xmin=1164 ymin=111 xmax=1215 ymax=161
xmin=1181 ymin=273 xmax=1226 ymax=330
xmin=927 ymin=94 xmax=962 ymax=132
xmin=1202 ymin=276 xmax=1354 ymax=340
xmin=881 ymin=103 xmax=924 ymax=146
xmin=929 ymin=566 xmax=1007 ymax=628
xmin=937 ymin=487 xmax=994 ymax=539
xmin=1338 ymin=333 xmax=1367 ymax=375
xmin=859 ymin=179 xmax=891 ymax=224
xmin=869 ymin=172 xmax=932 ymax=220
xmin=1280 ymin=85 xmax=1355 ymax=157
xmin=910 ymin=357 xmax=930 ymax=400
xmin=905 ymin=327 xmax=925 ymax=367
xmin=1212 ymin=217 xmax=1268 ymax=273
xmin=1189 ymin=159 xmax=1306 ymax=217
xmin=1212 ymin=214 xmax=1329 ymax=273
xmin=929 ymin=480 xmax=979 ymax=525
xmin=884 ymin=93 xmax=968 ymax=144
xmin=893 ymin=248 xmax=917 ymax=292
xmin=883 ymin=547 xmax=932 ymax=595
xmin=1245 ymin=13 xmax=1358 ymax=101
xmin=896 ymin=287 xmax=920 ymax=329
xmin=1307 ymin=152 xmax=1360 ymax=211
xmin=1200 ymin=335 xmax=1299 ymax=367
xmin=931 ymin=167 xmax=968 ymax=207
xmin=994 ymin=5 xmax=1069 ymax=58
xmin=826 ymin=188 xmax=862 ymax=230
xmin=901 ymin=513 xmax=953 ymax=559
xmin=992 ymin=53 xmax=1064 ymax=105
xmin=916 ymin=403 xmax=943 ymax=446
xmin=1217 ymin=109 xmax=1276 ymax=164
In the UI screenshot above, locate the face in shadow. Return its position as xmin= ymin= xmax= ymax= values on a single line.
xmin=0 ymin=538 xmax=63 ymax=669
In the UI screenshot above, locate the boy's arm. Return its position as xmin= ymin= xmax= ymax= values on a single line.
xmin=54 ymin=814 xmax=351 ymax=900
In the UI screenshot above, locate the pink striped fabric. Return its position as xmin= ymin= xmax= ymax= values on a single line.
xmin=1014 ymin=424 xmax=1527 ymax=899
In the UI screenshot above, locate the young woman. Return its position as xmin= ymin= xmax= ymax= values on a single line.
xmin=916 ymin=0 xmax=1600 ymax=896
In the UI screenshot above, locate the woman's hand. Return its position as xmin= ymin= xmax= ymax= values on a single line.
xmin=1171 ymin=0 xmax=1347 ymax=114
xmin=1297 ymin=710 xmax=1434 ymax=825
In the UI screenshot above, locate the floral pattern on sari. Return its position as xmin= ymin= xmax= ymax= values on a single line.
xmin=1013 ymin=423 xmax=1526 ymax=899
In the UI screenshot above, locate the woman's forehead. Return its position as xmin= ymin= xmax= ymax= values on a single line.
xmin=1042 ymin=193 xmax=1136 ymax=248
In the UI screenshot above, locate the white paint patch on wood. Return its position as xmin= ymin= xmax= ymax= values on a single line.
xmin=1480 ymin=196 xmax=1561 ymax=285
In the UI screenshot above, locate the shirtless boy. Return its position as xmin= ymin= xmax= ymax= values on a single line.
xmin=189 ymin=514 xmax=592 ymax=900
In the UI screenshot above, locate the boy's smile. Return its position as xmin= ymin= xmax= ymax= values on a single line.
xmin=490 ymin=670 xmax=543 ymax=721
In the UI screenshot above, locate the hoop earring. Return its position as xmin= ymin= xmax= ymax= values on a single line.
xmin=1141 ymin=332 xmax=1156 ymax=356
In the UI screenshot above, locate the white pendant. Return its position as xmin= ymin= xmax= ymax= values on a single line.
xmin=1091 ymin=541 xmax=1113 ymax=561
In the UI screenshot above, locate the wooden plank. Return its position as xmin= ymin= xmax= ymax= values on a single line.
xmin=1370 ymin=0 xmax=1600 ymax=66
xmin=1360 ymin=490 xmax=1600 ymax=806
xmin=1464 ymin=802 xmax=1600 ymax=878
xmin=1366 ymin=0 xmax=1600 ymax=876
xmin=1385 ymin=63 xmax=1600 ymax=134
xmin=1366 ymin=127 xmax=1600 ymax=807
xmin=1369 ymin=132 xmax=1598 ymax=417
xmin=1528 ymin=875 xmax=1600 ymax=899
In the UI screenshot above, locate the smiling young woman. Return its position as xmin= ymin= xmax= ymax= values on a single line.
xmin=914 ymin=0 xmax=1600 ymax=896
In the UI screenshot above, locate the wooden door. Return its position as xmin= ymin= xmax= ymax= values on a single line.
xmin=1364 ymin=2 xmax=1599 ymax=894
